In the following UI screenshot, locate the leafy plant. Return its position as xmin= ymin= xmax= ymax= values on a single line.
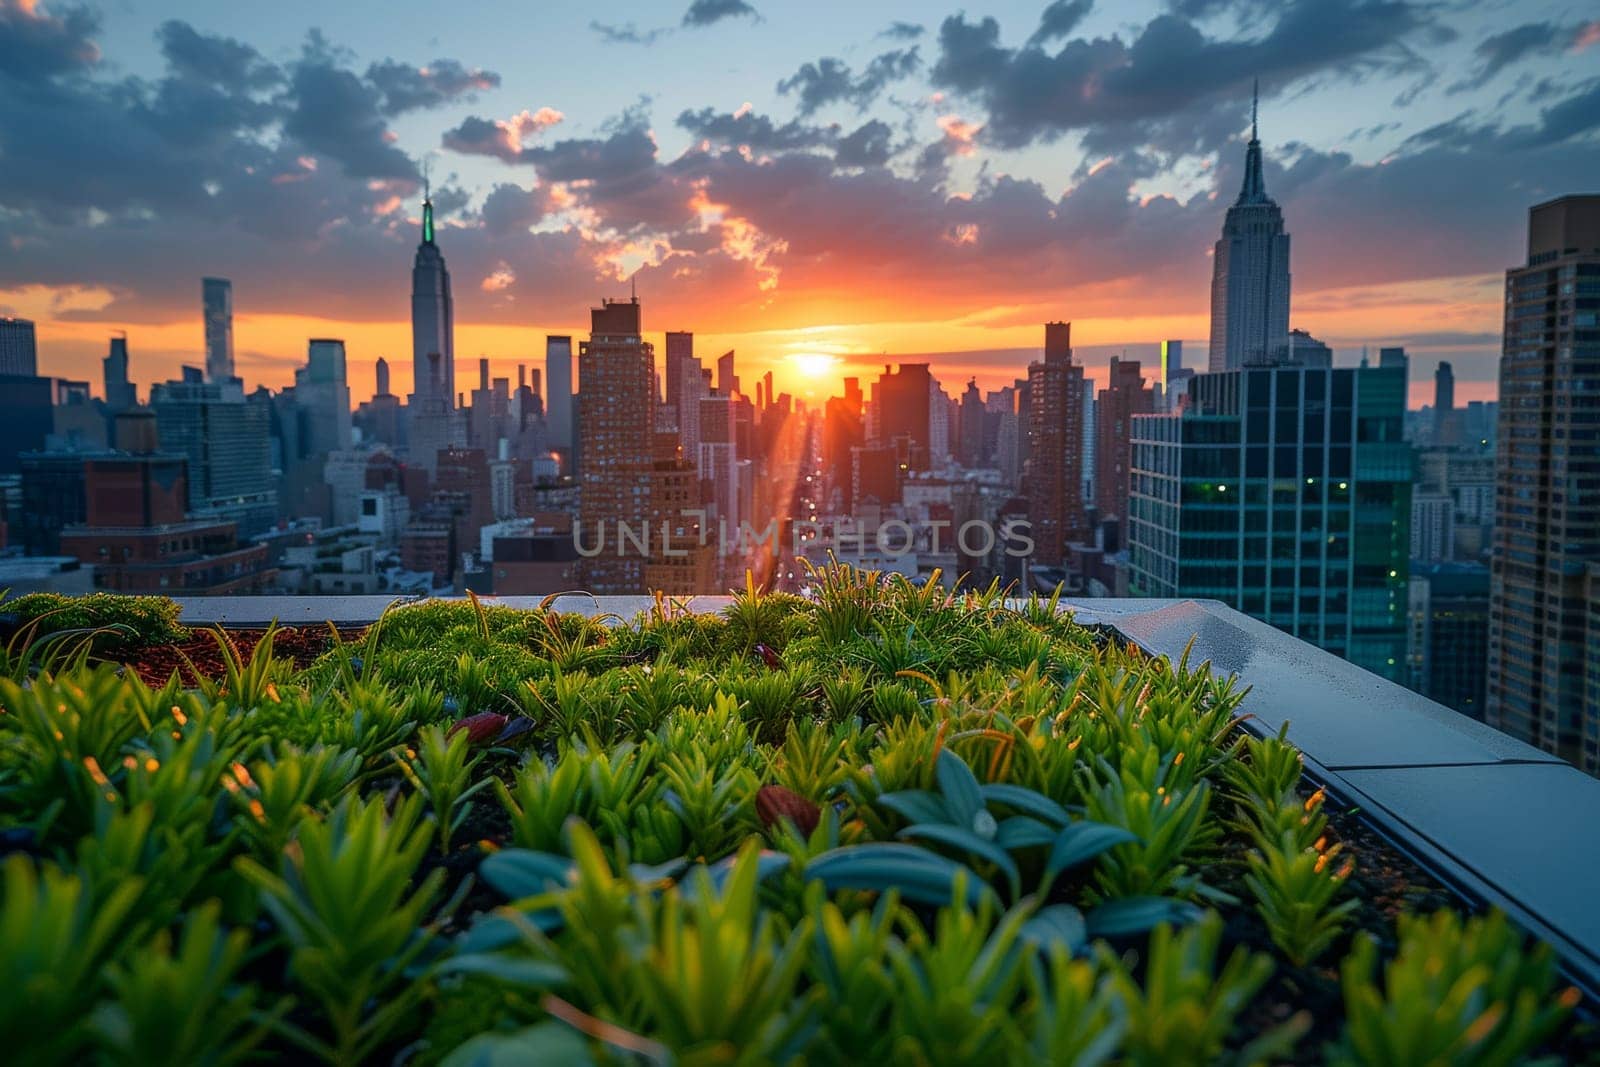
xmin=0 ymin=854 xmax=143 ymax=1064
xmin=1332 ymin=910 xmax=1577 ymax=1067
xmin=91 ymin=902 xmax=278 ymax=1066
xmin=236 ymin=793 xmax=446 ymax=1064
xmin=398 ymin=725 xmax=495 ymax=854
xmin=1102 ymin=915 xmax=1289 ymax=1067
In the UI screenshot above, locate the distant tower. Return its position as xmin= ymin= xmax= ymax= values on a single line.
xmin=0 ymin=316 xmax=39 ymax=377
xmin=411 ymin=182 xmax=455 ymax=411
xmin=546 ymin=336 xmax=574 ymax=449
xmin=375 ymin=355 xmax=391 ymax=397
xmin=1434 ymin=361 xmax=1455 ymax=443
xmin=103 ymin=334 xmax=136 ymax=411
xmin=1208 ymin=82 xmax=1291 ymax=371
xmin=202 ymin=278 xmax=234 ymax=384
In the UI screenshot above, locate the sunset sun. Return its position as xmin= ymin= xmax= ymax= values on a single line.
xmin=789 ymin=352 xmax=840 ymax=379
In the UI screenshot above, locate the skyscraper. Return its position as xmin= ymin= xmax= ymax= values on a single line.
xmin=1159 ymin=340 xmax=1193 ymax=411
xmin=103 ymin=334 xmax=136 ymax=411
xmin=410 ymin=186 xmax=455 ymax=411
xmin=665 ymin=332 xmax=693 ymax=417
xmin=0 ymin=316 xmax=38 ymax=376
xmin=202 ymin=278 xmax=234 ymax=385
xmin=1208 ymin=86 xmax=1291 ymax=372
xmin=1128 ymin=361 xmax=1412 ymax=681
xmin=1095 ymin=357 xmax=1154 ymax=524
xmin=296 ymin=339 xmax=354 ymax=455
xmin=545 ymin=335 xmax=574 ymax=452
xmin=1434 ymin=361 xmax=1457 ymax=445
xmin=1024 ymin=322 xmax=1086 ymax=567
xmin=577 ymin=297 xmax=655 ymax=592
xmin=149 ymin=375 xmax=278 ymax=535
xmin=717 ymin=350 xmax=739 ymax=398
xmin=1487 ymin=195 xmax=1600 ymax=773
xmin=873 ymin=363 xmax=934 ymax=471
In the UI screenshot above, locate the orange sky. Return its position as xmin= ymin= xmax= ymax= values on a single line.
xmin=23 ymin=266 xmax=1504 ymax=410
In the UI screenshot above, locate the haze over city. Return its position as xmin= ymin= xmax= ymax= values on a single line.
xmin=5 ymin=0 xmax=1599 ymax=402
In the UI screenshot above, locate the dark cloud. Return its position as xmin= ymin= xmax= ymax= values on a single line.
xmin=879 ymin=21 xmax=924 ymax=41
xmin=365 ymin=57 xmax=500 ymax=114
xmin=441 ymin=115 xmax=520 ymax=161
xmin=682 ymin=0 xmax=758 ymax=28
xmin=479 ymin=182 xmax=551 ymax=232
xmin=932 ymin=1 xmax=1429 ymax=150
xmin=1449 ymin=22 xmax=1586 ymax=93
xmin=1028 ymin=0 xmax=1093 ymax=47
xmin=155 ymin=20 xmax=279 ymax=92
xmin=283 ymin=37 xmax=418 ymax=180
xmin=0 ymin=0 xmax=100 ymax=82
xmin=836 ymin=119 xmax=894 ymax=167
xmin=589 ymin=20 xmax=671 ymax=46
xmin=777 ymin=47 xmax=920 ymax=114
xmin=676 ymin=107 xmax=838 ymax=151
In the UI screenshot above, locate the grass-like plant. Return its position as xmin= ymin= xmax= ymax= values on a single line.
xmin=91 ymin=902 xmax=278 ymax=1065
xmin=398 ymin=724 xmax=494 ymax=854
xmin=237 ymin=793 xmax=446 ymax=1064
xmin=1332 ymin=910 xmax=1578 ymax=1066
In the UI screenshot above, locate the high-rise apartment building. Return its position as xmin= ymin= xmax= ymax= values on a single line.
xmin=0 ymin=316 xmax=38 ymax=377
xmin=202 ymin=278 xmax=234 ymax=385
xmin=1434 ymin=361 xmax=1460 ymax=446
xmin=1128 ymin=362 xmax=1412 ymax=680
xmin=717 ymin=350 xmax=739 ymax=398
xmin=577 ymin=297 xmax=656 ymax=592
xmin=1208 ymin=88 xmax=1291 ymax=372
xmin=1024 ymin=322 xmax=1086 ymax=567
xmin=1095 ymin=357 xmax=1154 ymax=524
xmin=1407 ymin=561 xmax=1490 ymax=719
xmin=873 ymin=363 xmax=933 ymax=471
xmin=1487 ymin=195 xmax=1600 ymax=772
xmin=665 ymin=332 xmax=693 ymax=420
xmin=149 ymin=373 xmax=277 ymax=535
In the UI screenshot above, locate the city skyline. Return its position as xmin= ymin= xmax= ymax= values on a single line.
xmin=4 ymin=0 xmax=1598 ymax=403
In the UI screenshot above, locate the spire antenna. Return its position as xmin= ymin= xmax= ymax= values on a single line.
xmin=1251 ymin=78 xmax=1259 ymax=142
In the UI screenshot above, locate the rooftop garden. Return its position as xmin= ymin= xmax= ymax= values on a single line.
xmin=0 ymin=574 xmax=1593 ymax=1065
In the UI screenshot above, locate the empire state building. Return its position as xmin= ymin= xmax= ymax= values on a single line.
xmin=411 ymin=186 xmax=456 ymax=410
xmin=1208 ymin=86 xmax=1291 ymax=372
xmin=407 ymin=186 xmax=465 ymax=477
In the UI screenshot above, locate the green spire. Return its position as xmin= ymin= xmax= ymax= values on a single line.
xmin=422 ymin=178 xmax=435 ymax=245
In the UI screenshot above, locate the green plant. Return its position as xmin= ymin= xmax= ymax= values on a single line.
xmin=1083 ymin=741 xmax=1214 ymax=901
xmin=0 ymin=854 xmax=143 ymax=1064
xmin=1332 ymin=910 xmax=1577 ymax=1067
xmin=877 ymin=747 xmax=1135 ymax=901
xmin=237 ymin=793 xmax=447 ymax=1064
xmin=882 ymin=880 xmax=1032 ymax=1064
xmin=1102 ymin=915 xmax=1289 ymax=1067
xmin=2 ymin=591 xmax=189 ymax=654
xmin=398 ymin=725 xmax=495 ymax=854
xmin=228 ymin=742 xmax=363 ymax=858
xmin=1244 ymin=830 xmax=1357 ymax=968
xmin=90 ymin=902 xmax=278 ymax=1065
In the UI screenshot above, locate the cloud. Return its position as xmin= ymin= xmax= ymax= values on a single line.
xmin=442 ymin=107 xmax=564 ymax=162
xmin=365 ymin=57 xmax=500 ymax=114
xmin=1449 ymin=21 xmax=1596 ymax=93
xmin=156 ymin=20 xmax=279 ymax=92
xmin=931 ymin=1 xmax=1429 ymax=150
xmin=682 ymin=0 xmax=758 ymax=28
xmin=0 ymin=0 xmax=100 ymax=82
xmin=283 ymin=35 xmax=418 ymax=179
xmin=1027 ymin=0 xmax=1093 ymax=47
xmin=879 ymin=21 xmax=924 ymax=41
xmin=835 ymin=119 xmax=894 ymax=167
xmin=480 ymin=182 xmax=553 ymax=232
xmin=777 ymin=46 xmax=920 ymax=114
xmin=590 ymin=20 xmax=671 ymax=46
xmin=676 ymin=106 xmax=838 ymax=152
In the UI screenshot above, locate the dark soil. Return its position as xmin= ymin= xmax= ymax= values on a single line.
xmin=121 ymin=626 xmax=362 ymax=687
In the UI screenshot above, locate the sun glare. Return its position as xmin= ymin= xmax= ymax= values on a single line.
xmin=790 ymin=352 xmax=840 ymax=379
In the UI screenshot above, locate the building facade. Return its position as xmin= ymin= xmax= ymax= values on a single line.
xmin=1487 ymin=195 xmax=1600 ymax=772
xmin=1128 ymin=362 xmax=1412 ymax=681
xmin=0 ymin=317 xmax=39 ymax=377
xmin=1023 ymin=322 xmax=1086 ymax=567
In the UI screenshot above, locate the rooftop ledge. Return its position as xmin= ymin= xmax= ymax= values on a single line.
xmin=171 ymin=592 xmax=1600 ymax=999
